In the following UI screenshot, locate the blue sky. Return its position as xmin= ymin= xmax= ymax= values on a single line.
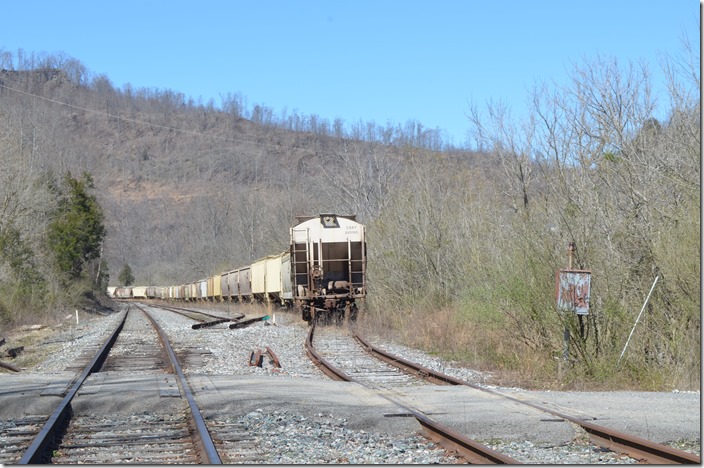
xmin=1 ymin=1 xmax=699 ymax=147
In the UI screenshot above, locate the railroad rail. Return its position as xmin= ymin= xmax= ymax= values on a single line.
xmin=309 ymin=325 xmax=429 ymax=388
xmin=135 ymin=304 xmax=221 ymax=464
xmin=153 ymin=304 xmax=244 ymax=328
xmin=350 ymin=327 xmax=701 ymax=465
xmin=305 ymin=323 xmax=520 ymax=464
xmin=17 ymin=311 xmax=127 ymax=463
xmin=17 ymin=305 xmax=221 ymax=464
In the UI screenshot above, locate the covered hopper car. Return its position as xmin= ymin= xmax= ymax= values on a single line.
xmin=291 ymin=214 xmax=366 ymax=323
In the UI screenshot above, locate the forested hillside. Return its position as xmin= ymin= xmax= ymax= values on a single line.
xmin=0 ymin=45 xmax=699 ymax=390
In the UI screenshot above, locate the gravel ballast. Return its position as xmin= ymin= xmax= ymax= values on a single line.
xmin=0 ymin=302 xmax=699 ymax=464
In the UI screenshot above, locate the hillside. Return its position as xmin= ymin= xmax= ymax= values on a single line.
xmin=0 ymin=65 xmax=495 ymax=286
xmin=0 ymin=50 xmax=699 ymax=391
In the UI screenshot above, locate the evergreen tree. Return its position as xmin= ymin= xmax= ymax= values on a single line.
xmin=0 ymin=224 xmax=45 ymax=302
xmin=47 ymin=172 xmax=106 ymax=284
xmin=118 ymin=264 xmax=135 ymax=286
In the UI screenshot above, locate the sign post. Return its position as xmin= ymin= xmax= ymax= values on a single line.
xmin=556 ymin=242 xmax=591 ymax=375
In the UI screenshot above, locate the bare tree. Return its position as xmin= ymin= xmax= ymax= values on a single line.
xmin=314 ymin=141 xmax=402 ymax=221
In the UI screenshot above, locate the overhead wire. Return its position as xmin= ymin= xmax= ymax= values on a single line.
xmin=0 ymin=81 xmax=285 ymax=150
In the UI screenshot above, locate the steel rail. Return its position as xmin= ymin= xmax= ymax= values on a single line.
xmin=354 ymin=331 xmax=462 ymax=386
xmin=149 ymin=303 xmax=245 ymax=329
xmin=305 ymin=324 xmax=519 ymax=464
xmin=136 ymin=304 xmax=222 ymax=464
xmin=304 ymin=323 xmax=351 ymax=381
xmin=153 ymin=304 xmax=240 ymax=322
xmin=19 ymin=309 xmax=129 ymax=464
xmin=352 ymin=327 xmax=701 ymax=465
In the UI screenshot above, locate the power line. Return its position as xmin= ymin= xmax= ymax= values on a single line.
xmin=0 ymin=81 xmax=283 ymax=149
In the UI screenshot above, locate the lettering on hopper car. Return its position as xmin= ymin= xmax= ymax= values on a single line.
xmin=345 ymin=228 xmax=359 ymax=235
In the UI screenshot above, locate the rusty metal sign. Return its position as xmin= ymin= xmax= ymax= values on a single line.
xmin=556 ymin=270 xmax=591 ymax=315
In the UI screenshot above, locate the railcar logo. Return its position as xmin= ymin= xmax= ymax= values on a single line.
xmin=321 ymin=215 xmax=340 ymax=228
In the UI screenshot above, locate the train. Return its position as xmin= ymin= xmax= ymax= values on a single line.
xmin=108 ymin=214 xmax=367 ymax=324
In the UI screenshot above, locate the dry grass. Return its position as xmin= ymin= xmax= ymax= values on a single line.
xmin=389 ymin=306 xmax=553 ymax=388
xmin=361 ymin=304 xmax=700 ymax=392
xmin=0 ymin=308 xmax=113 ymax=372
xmin=0 ymin=324 xmax=62 ymax=371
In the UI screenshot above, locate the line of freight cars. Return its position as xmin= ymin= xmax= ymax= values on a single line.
xmin=108 ymin=214 xmax=367 ymax=323
xmin=111 ymin=252 xmax=292 ymax=303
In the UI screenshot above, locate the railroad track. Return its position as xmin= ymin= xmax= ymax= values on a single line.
xmin=0 ymin=313 xmax=128 ymax=465
xmin=149 ymin=303 xmax=244 ymax=329
xmin=308 ymin=325 xmax=430 ymax=388
xmin=307 ymin=323 xmax=701 ymax=464
xmin=140 ymin=304 xmax=279 ymax=463
xmin=2 ymin=304 xmax=697 ymax=464
xmin=350 ymin=328 xmax=701 ymax=465
xmin=49 ymin=306 xmax=210 ymax=464
xmin=98 ymin=307 xmax=169 ymax=372
xmin=201 ymin=414 xmax=266 ymax=463
xmin=8 ymin=305 xmax=221 ymax=464
xmin=305 ymin=323 xmax=519 ymax=463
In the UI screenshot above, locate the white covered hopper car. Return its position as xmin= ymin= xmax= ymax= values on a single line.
xmin=291 ymin=214 xmax=366 ymax=323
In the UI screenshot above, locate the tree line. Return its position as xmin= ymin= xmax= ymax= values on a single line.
xmin=0 ymin=48 xmax=455 ymax=151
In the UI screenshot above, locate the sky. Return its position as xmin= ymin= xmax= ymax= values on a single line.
xmin=0 ymin=1 xmax=699 ymax=147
